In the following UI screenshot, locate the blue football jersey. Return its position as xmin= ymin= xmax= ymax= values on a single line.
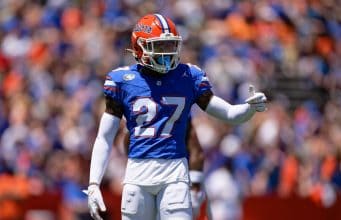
xmin=103 ymin=64 xmax=211 ymax=159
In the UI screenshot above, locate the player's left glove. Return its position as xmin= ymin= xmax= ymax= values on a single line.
xmin=83 ymin=184 xmax=106 ymax=220
xmin=245 ymin=85 xmax=267 ymax=112
xmin=190 ymin=171 xmax=206 ymax=218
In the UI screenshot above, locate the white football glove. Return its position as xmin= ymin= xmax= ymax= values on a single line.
xmin=245 ymin=85 xmax=267 ymax=112
xmin=83 ymin=184 xmax=106 ymax=220
xmin=190 ymin=171 xmax=206 ymax=218
xmin=191 ymin=188 xmax=206 ymax=218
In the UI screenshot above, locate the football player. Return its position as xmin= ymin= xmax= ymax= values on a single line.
xmin=122 ymin=116 xmax=212 ymax=219
xmin=85 ymin=14 xmax=266 ymax=220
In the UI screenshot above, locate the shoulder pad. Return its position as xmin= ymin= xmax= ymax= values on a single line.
xmin=107 ymin=65 xmax=137 ymax=82
xmin=185 ymin=63 xmax=206 ymax=78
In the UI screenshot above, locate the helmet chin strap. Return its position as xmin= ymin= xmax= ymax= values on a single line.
xmin=156 ymin=55 xmax=172 ymax=72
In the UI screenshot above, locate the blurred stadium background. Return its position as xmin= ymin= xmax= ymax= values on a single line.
xmin=0 ymin=0 xmax=341 ymax=219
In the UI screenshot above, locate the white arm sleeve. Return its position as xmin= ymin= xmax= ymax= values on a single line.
xmin=205 ymin=96 xmax=256 ymax=125
xmin=89 ymin=112 xmax=121 ymax=184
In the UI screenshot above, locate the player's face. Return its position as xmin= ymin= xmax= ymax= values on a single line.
xmin=152 ymin=40 xmax=179 ymax=53
xmin=138 ymin=36 xmax=182 ymax=73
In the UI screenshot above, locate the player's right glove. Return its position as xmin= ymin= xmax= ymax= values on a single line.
xmin=245 ymin=85 xmax=267 ymax=112
xmin=83 ymin=184 xmax=106 ymax=220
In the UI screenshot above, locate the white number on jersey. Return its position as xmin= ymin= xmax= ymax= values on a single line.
xmin=132 ymin=96 xmax=185 ymax=138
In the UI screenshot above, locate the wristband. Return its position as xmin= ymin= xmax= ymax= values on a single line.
xmin=190 ymin=170 xmax=204 ymax=183
xmin=89 ymin=182 xmax=99 ymax=187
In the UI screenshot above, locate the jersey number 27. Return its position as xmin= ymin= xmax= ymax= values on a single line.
xmin=133 ymin=96 xmax=185 ymax=138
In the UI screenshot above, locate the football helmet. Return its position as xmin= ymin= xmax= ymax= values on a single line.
xmin=131 ymin=14 xmax=182 ymax=73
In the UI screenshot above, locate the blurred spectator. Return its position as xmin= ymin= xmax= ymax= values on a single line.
xmin=0 ymin=0 xmax=341 ymax=219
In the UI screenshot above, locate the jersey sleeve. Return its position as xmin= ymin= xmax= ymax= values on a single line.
xmin=191 ymin=65 xmax=212 ymax=100
xmin=103 ymin=72 xmax=122 ymax=103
